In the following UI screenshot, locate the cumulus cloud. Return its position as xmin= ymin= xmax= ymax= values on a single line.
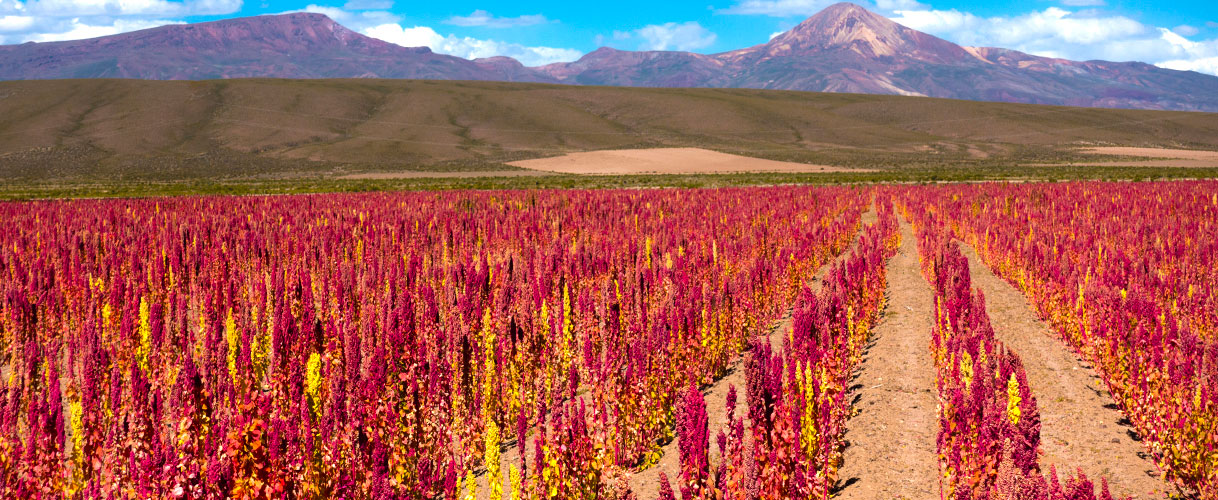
xmin=445 ymin=10 xmax=549 ymax=28
xmin=0 ymin=0 xmax=235 ymax=43
xmin=629 ymin=21 xmax=716 ymax=51
xmin=1173 ymin=24 xmax=1200 ymax=37
xmin=2 ymin=0 xmax=240 ymax=18
xmin=887 ymin=6 xmax=1218 ymax=75
xmin=874 ymin=0 xmax=925 ymax=11
xmin=1158 ymin=56 xmax=1218 ymax=75
xmin=362 ymin=23 xmax=441 ymax=47
xmin=26 ymin=17 xmax=178 ymax=41
xmin=295 ymin=4 xmax=398 ymax=30
xmin=340 ymin=0 xmax=389 ymax=10
xmin=719 ymin=0 xmax=840 ymax=17
xmin=889 ymin=7 xmax=1146 ymax=48
xmin=362 ymin=23 xmax=581 ymax=66
xmin=0 ymin=15 xmax=35 ymax=32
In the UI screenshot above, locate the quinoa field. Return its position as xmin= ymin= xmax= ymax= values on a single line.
xmin=0 ymin=182 xmax=1214 ymax=499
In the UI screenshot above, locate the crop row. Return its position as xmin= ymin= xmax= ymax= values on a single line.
xmin=0 ymin=187 xmax=867 ymax=498
xmin=658 ymin=200 xmax=899 ymax=500
xmin=906 ymin=204 xmax=1124 ymax=500
xmin=899 ymin=181 xmax=1217 ymax=497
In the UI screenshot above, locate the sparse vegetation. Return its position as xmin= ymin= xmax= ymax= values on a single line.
xmin=4 ymin=165 xmax=1218 ymax=200
xmin=2 ymin=79 xmax=1218 ymax=199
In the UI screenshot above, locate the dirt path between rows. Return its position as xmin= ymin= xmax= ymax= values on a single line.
xmin=834 ymin=218 xmax=941 ymax=500
xmin=957 ymin=243 xmax=1174 ymax=499
xmin=475 ymin=208 xmax=872 ymax=499
xmin=628 ymin=208 xmax=876 ymax=500
xmin=627 ymin=207 xmax=876 ymax=500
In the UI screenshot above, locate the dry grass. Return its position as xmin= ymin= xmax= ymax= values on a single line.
xmin=4 ymin=79 xmax=1218 ymax=184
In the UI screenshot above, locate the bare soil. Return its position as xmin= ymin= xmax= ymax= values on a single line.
xmin=1027 ymin=147 xmax=1218 ymax=168
xmin=335 ymin=170 xmax=549 ymax=179
xmin=626 ymin=314 xmax=789 ymax=500
xmin=957 ymin=243 xmax=1175 ymax=499
xmin=835 ymin=218 xmax=940 ymax=500
xmin=1081 ymin=147 xmax=1218 ymax=161
xmin=508 ymin=148 xmax=869 ymax=175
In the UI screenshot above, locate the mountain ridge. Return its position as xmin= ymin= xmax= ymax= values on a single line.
xmin=2 ymin=3 xmax=1217 ymax=111
xmin=0 ymin=13 xmax=559 ymax=82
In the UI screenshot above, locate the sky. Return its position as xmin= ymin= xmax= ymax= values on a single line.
xmin=1 ymin=0 xmax=1216 ymax=75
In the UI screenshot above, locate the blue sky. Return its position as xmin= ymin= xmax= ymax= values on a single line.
xmin=1 ymin=0 xmax=1216 ymax=74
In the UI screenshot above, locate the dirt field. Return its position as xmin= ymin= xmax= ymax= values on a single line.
xmin=508 ymin=148 xmax=869 ymax=175
xmin=836 ymin=218 xmax=939 ymax=499
xmin=1039 ymin=147 xmax=1218 ymax=167
xmin=335 ymin=170 xmax=550 ymax=179
xmin=958 ymin=243 xmax=1174 ymax=499
xmin=1082 ymin=146 xmax=1218 ymax=160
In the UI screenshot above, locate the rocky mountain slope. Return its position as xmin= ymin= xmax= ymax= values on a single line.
xmin=0 ymin=13 xmax=556 ymax=81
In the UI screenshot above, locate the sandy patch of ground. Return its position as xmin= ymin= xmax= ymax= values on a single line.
xmin=1082 ymin=147 xmax=1218 ymax=160
xmin=958 ymin=243 xmax=1175 ymax=499
xmin=335 ymin=170 xmax=550 ymax=179
xmin=835 ymin=218 xmax=940 ymax=500
xmin=1028 ymin=147 xmax=1218 ymax=168
xmin=509 ymin=148 xmax=868 ymax=175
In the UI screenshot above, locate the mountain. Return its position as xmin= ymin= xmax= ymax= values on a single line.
xmin=0 ymin=13 xmax=556 ymax=82
xmin=539 ymin=3 xmax=1218 ymax=111
xmin=2 ymin=3 xmax=1217 ymax=111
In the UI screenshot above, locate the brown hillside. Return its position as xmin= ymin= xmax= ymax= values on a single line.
xmin=2 ymin=79 xmax=1218 ymax=181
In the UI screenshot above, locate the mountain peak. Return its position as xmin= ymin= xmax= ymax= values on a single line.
xmin=755 ymin=2 xmax=971 ymax=63
xmin=815 ymin=2 xmax=876 ymax=19
xmin=770 ymin=2 xmax=910 ymax=56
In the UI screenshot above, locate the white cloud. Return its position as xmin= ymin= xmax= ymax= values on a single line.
xmin=719 ymin=0 xmax=839 ymax=17
xmin=363 ymin=23 xmax=442 ymax=47
xmin=769 ymin=30 xmax=783 ymax=40
xmin=890 ymin=7 xmax=1145 ymax=48
xmin=0 ymin=0 xmax=236 ymax=43
xmin=633 ymin=21 xmax=716 ymax=51
xmin=0 ymin=15 xmax=35 ymax=31
xmin=445 ymin=10 xmax=549 ymax=28
xmin=887 ymin=6 xmax=1218 ymax=75
xmin=362 ymin=23 xmax=581 ymax=66
xmin=296 ymin=4 xmax=398 ymax=30
xmin=1173 ymin=24 xmax=1200 ymax=37
xmin=5 ymin=0 xmax=239 ymax=18
xmin=875 ymin=0 xmax=925 ymax=11
xmin=341 ymin=0 xmax=389 ymax=10
xmin=26 ymin=17 xmax=177 ymax=41
xmin=1158 ymin=56 xmax=1218 ymax=75
xmin=0 ymin=0 xmax=25 ymax=12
